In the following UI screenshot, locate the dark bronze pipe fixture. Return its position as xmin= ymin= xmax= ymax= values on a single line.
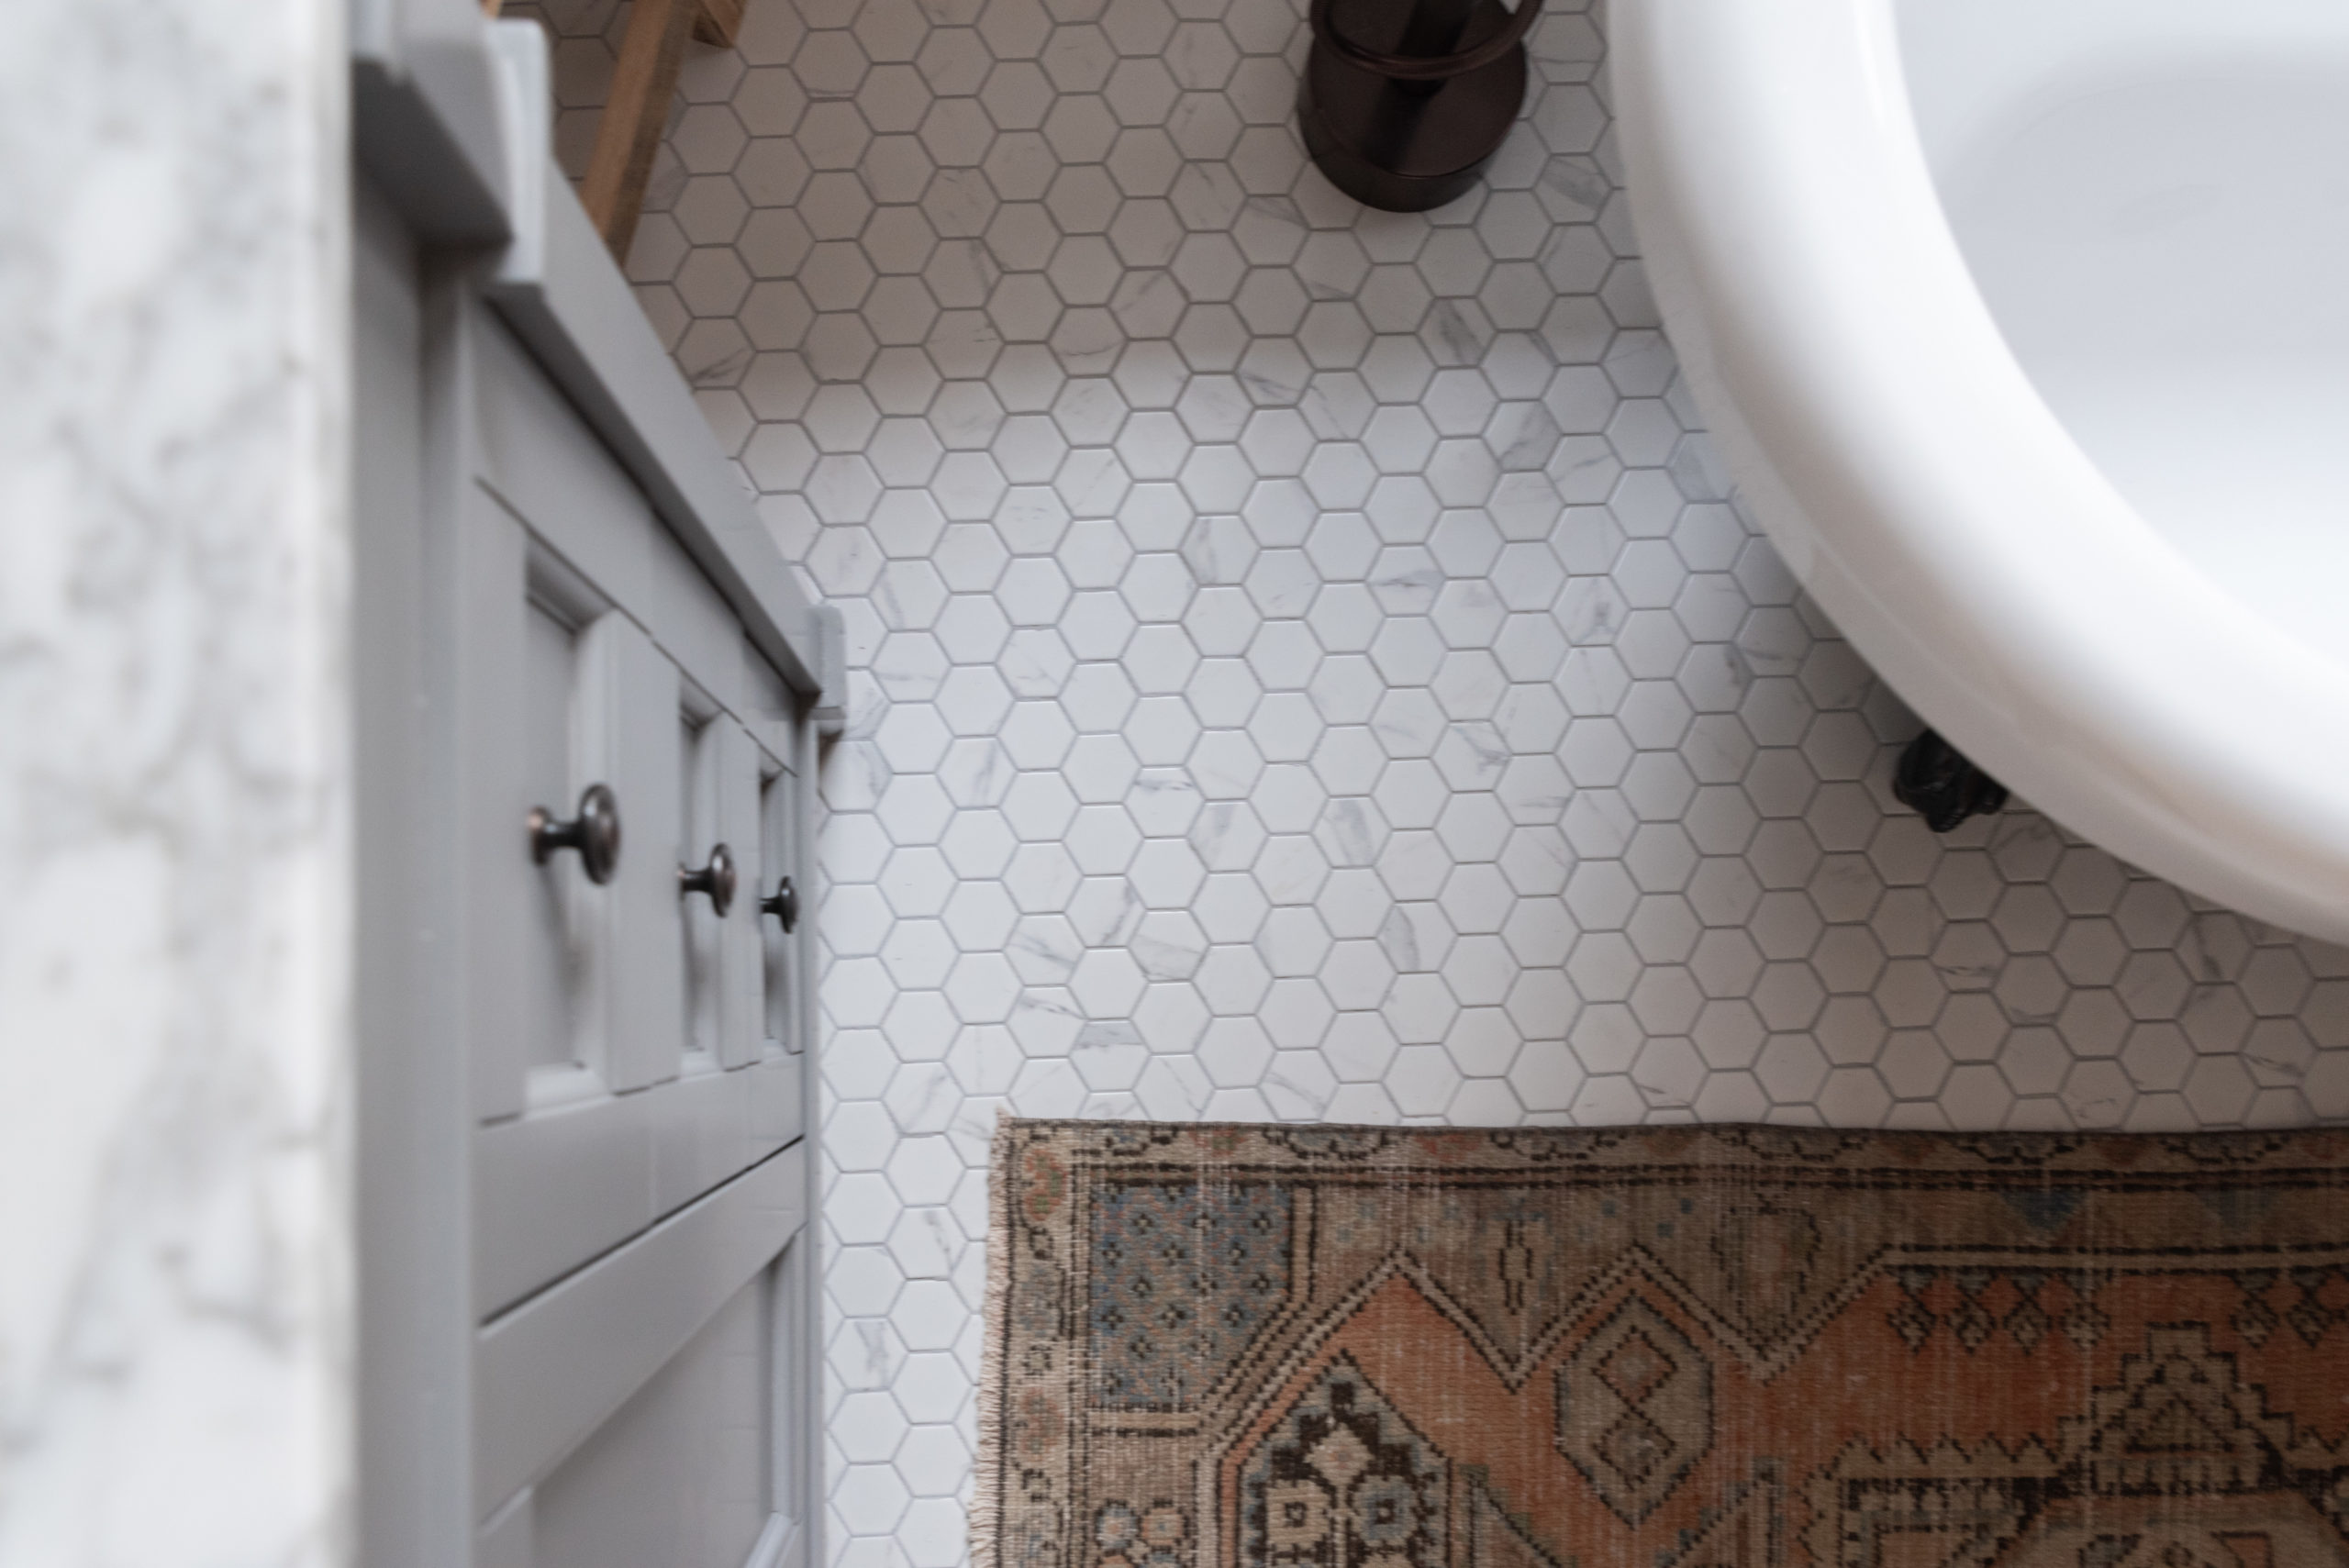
xmin=1299 ymin=0 xmax=1542 ymax=211
xmin=1892 ymin=729 xmax=2009 ymax=832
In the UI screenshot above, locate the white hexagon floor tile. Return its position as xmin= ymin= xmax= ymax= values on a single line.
xmin=504 ymin=0 xmax=2349 ymax=1559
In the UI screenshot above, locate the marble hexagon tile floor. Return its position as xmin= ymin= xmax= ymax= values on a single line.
xmin=506 ymin=0 xmax=2349 ymax=1562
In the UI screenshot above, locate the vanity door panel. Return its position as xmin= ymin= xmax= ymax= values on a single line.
xmin=463 ymin=503 xmax=671 ymax=1317
xmin=574 ymin=610 xmax=683 ymax=1095
xmin=758 ymin=734 xmax=805 ymax=1062
xmin=464 ymin=311 xmax=806 ymax=1319
xmin=751 ymin=735 xmax=808 ymax=1151
xmin=654 ymin=713 xmax=775 ymax=1217
xmin=679 ymin=710 xmax=764 ymax=1073
xmin=711 ymin=717 xmax=766 ymax=1073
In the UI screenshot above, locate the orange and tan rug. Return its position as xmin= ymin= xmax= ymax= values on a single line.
xmin=976 ymin=1119 xmax=2349 ymax=1568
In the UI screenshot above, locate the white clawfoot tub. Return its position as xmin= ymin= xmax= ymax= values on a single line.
xmin=1613 ymin=0 xmax=2349 ymax=941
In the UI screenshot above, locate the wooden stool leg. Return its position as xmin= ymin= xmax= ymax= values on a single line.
xmin=581 ymin=0 xmax=696 ymax=261
xmin=693 ymin=0 xmax=744 ymax=46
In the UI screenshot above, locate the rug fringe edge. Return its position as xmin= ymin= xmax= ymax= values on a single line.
xmin=969 ymin=1109 xmax=1015 ymax=1568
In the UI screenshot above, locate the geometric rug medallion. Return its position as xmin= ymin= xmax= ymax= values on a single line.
xmin=975 ymin=1119 xmax=2349 ymax=1568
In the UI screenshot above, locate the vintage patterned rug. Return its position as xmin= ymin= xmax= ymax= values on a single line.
xmin=976 ymin=1119 xmax=2349 ymax=1568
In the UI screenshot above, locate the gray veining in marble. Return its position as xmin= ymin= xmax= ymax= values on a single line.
xmin=0 ymin=4 xmax=351 ymax=1562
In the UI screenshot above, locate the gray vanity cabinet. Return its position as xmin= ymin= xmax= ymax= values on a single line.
xmin=456 ymin=317 xmax=815 ymax=1568
xmin=352 ymin=17 xmax=832 ymax=1564
xmin=461 ymin=320 xmax=806 ymax=1320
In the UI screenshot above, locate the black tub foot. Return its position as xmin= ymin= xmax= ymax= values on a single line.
xmin=1892 ymin=728 xmax=2009 ymax=833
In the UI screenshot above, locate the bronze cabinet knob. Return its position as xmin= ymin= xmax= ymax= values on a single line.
xmin=529 ymin=784 xmax=622 ymax=885
xmin=679 ymin=843 xmax=737 ymax=917
xmin=762 ymin=875 xmax=799 ymax=933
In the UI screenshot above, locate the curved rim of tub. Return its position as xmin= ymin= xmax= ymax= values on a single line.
xmin=1612 ymin=0 xmax=2349 ymax=943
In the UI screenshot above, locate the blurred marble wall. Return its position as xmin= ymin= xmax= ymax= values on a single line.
xmin=0 ymin=3 xmax=351 ymax=1562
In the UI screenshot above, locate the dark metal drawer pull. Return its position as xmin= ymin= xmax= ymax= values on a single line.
xmin=529 ymin=784 xmax=622 ymax=885
xmin=679 ymin=844 xmax=738 ymax=916
xmin=762 ymin=875 xmax=799 ymax=933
